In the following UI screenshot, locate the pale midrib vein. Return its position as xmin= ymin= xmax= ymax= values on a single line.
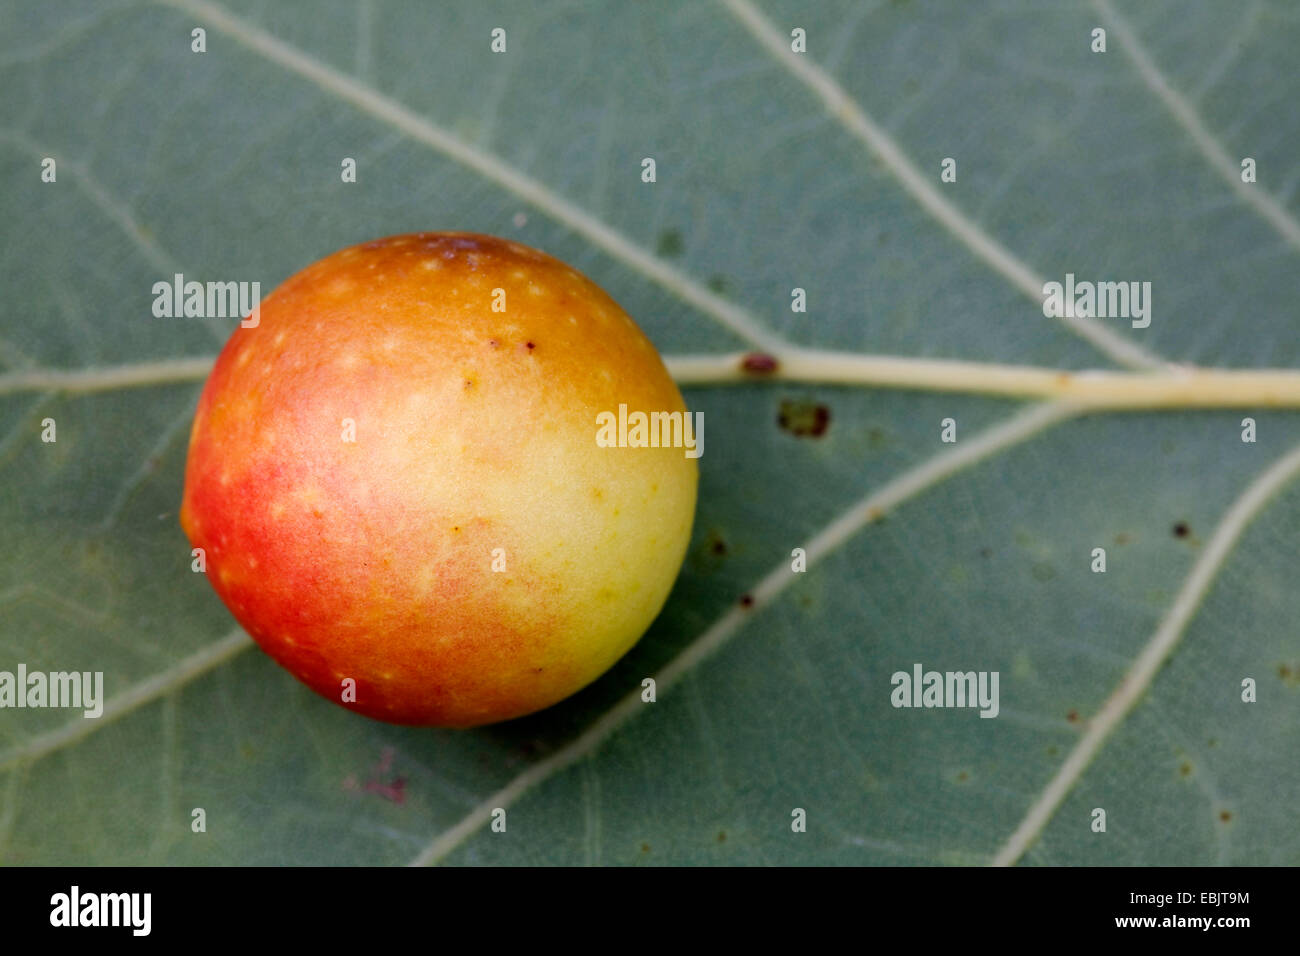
xmin=1091 ymin=0 xmax=1300 ymax=252
xmin=992 ymin=439 xmax=1300 ymax=866
xmin=409 ymin=400 xmax=1079 ymax=865
xmin=0 ymin=629 xmax=252 ymax=772
xmin=717 ymin=0 xmax=1165 ymax=373
xmin=670 ymin=349 xmax=1300 ymax=408
xmin=0 ymin=356 xmax=215 ymax=396
xmin=17 ymin=352 xmax=1300 ymax=411
xmin=152 ymin=0 xmax=787 ymax=354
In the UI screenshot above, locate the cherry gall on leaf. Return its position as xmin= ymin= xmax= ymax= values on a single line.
xmin=180 ymin=233 xmax=697 ymax=727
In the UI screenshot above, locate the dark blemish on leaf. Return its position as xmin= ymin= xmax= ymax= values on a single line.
xmin=1066 ymin=709 xmax=1080 ymax=724
xmin=1173 ymin=521 xmax=1190 ymax=539
xmin=533 ymin=667 xmax=544 ymax=674
xmin=525 ymin=341 xmax=535 ymax=350
xmin=488 ymin=339 xmax=499 ymax=348
xmin=798 ymin=594 xmax=812 ymax=609
xmin=1278 ymin=663 xmax=1299 ymax=687
xmin=778 ymin=399 xmax=831 ymax=438
xmin=363 ymin=776 xmax=407 ymax=805
xmin=1207 ymin=738 xmax=1218 ymax=748
xmin=716 ymin=831 xmax=727 ymax=843
xmin=741 ymin=352 xmax=779 ymax=375
xmin=640 ymin=843 xmax=651 ymax=853
xmin=518 ymin=739 xmax=548 ymax=758
xmin=656 ymin=229 xmax=684 ymax=257
xmin=464 ymin=380 xmax=474 ymax=389
xmin=1046 ymin=746 xmax=1058 ymax=757
xmin=357 ymin=748 xmax=405 ymax=804
xmin=707 ymin=274 xmax=730 ymax=293
xmin=1218 ymin=809 xmax=1232 ymax=823
xmin=739 ymin=593 xmax=755 ymax=608
xmin=1115 ymin=532 xmax=1131 ymax=545
xmin=1179 ymin=762 xmax=1193 ymax=778
xmin=957 ymin=771 xmax=969 ymax=783
xmin=979 ymin=547 xmax=992 ymax=559
xmin=705 ymin=529 xmax=727 ymax=556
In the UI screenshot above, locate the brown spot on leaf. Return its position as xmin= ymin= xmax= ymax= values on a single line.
xmin=1066 ymin=710 xmax=1080 ymax=724
xmin=656 ymin=230 xmax=684 ymax=257
xmin=778 ymin=399 xmax=831 ymax=438
xmin=705 ymin=529 xmax=728 ymax=556
xmin=1173 ymin=521 xmax=1190 ymax=539
xmin=716 ymin=831 xmax=727 ymax=843
xmin=741 ymin=352 xmax=779 ymax=375
xmin=1218 ymin=809 xmax=1232 ymax=823
xmin=1179 ymin=762 xmax=1193 ymax=778
xmin=363 ymin=776 xmax=406 ymax=805
xmin=739 ymin=593 xmax=754 ymax=608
